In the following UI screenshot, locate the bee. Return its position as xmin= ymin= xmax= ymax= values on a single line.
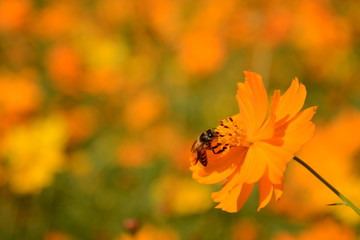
xmin=191 ymin=129 xmax=224 ymax=167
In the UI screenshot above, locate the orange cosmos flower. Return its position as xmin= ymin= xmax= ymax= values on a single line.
xmin=190 ymin=71 xmax=317 ymax=213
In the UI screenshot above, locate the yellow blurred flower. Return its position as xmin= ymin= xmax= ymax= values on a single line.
xmin=75 ymin=28 xmax=129 ymax=71
xmin=72 ymin=29 xmax=131 ymax=95
xmin=83 ymin=36 xmax=128 ymax=71
xmin=1 ymin=114 xmax=68 ymax=194
xmin=116 ymin=224 xmax=179 ymax=240
xmin=151 ymin=175 xmax=213 ymax=216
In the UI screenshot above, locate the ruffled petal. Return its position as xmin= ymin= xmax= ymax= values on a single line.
xmin=190 ymin=146 xmax=247 ymax=184
xmin=274 ymin=178 xmax=284 ymax=201
xmin=257 ymin=170 xmax=273 ymax=211
xmin=213 ymin=183 xmax=254 ymax=213
xmin=258 ymin=106 xmax=317 ymax=184
xmin=237 ymin=71 xmax=268 ymax=138
xmin=267 ymin=106 xmax=317 ymax=152
xmin=212 ymin=163 xmax=244 ymax=202
xmin=276 ymin=78 xmax=307 ymax=121
xmin=282 ymin=106 xmax=317 ymax=151
xmin=253 ymin=141 xmax=293 ymax=184
xmin=255 ymin=101 xmax=276 ymax=141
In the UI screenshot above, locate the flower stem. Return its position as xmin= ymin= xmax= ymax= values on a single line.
xmin=293 ymin=156 xmax=360 ymax=216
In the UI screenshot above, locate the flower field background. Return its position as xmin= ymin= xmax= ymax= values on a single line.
xmin=0 ymin=0 xmax=360 ymax=239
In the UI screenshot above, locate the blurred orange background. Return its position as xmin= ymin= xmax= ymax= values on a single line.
xmin=0 ymin=0 xmax=360 ymax=239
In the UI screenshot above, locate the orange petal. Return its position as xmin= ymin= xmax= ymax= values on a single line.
xmin=255 ymin=107 xmax=275 ymax=141
xmin=237 ymin=71 xmax=268 ymax=138
xmin=276 ymin=78 xmax=307 ymax=121
xmin=255 ymin=89 xmax=281 ymax=141
xmin=213 ymin=184 xmax=242 ymax=212
xmin=214 ymin=183 xmax=254 ymax=213
xmin=284 ymin=106 xmax=317 ymax=146
xmin=274 ymin=179 xmax=284 ymax=201
xmin=238 ymin=144 xmax=267 ymax=183
xmin=212 ymin=163 xmax=244 ymax=203
xmin=191 ymin=146 xmax=247 ymax=184
xmin=211 ymin=178 xmax=238 ymax=204
xmin=277 ymin=106 xmax=317 ymax=154
xmin=257 ymin=171 xmax=274 ymax=211
xmin=253 ymin=141 xmax=293 ymax=184
xmin=257 ymin=106 xmax=317 ymax=184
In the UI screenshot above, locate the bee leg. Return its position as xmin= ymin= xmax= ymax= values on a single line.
xmin=213 ymin=144 xmax=229 ymax=154
xmin=213 ymin=147 xmax=227 ymax=154
xmin=206 ymin=143 xmax=220 ymax=152
xmin=204 ymin=143 xmax=226 ymax=154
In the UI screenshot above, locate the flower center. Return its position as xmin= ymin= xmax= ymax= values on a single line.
xmin=215 ymin=116 xmax=251 ymax=153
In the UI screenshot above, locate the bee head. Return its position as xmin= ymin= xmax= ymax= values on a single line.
xmin=200 ymin=129 xmax=218 ymax=142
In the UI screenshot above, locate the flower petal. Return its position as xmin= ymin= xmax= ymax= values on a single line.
xmin=258 ymin=106 xmax=317 ymax=184
xmin=257 ymin=170 xmax=274 ymax=211
xmin=212 ymin=164 xmax=244 ymax=202
xmin=213 ymin=183 xmax=254 ymax=213
xmin=255 ymin=106 xmax=276 ymax=141
xmin=190 ymin=146 xmax=247 ymax=184
xmin=253 ymin=141 xmax=292 ymax=184
xmin=237 ymin=71 xmax=268 ymax=138
xmin=267 ymin=106 xmax=317 ymax=153
xmin=276 ymin=78 xmax=306 ymax=121
xmin=238 ymin=144 xmax=267 ymax=183
xmin=274 ymin=179 xmax=284 ymax=201
xmin=283 ymin=106 xmax=317 ymax=150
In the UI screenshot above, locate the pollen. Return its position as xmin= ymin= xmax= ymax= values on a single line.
xmin=215 ymin=116 xmax=249 ymax=151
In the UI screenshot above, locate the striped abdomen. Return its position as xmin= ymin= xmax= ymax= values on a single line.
xmin=195 ymin=148 xmax=208 ymax=166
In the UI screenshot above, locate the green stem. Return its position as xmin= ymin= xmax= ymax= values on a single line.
xmin=293 ymin=156 xmax=360 ymax=216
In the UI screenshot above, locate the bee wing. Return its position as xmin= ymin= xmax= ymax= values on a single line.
xmin=191 ymin=138 xmax=199 ymax=152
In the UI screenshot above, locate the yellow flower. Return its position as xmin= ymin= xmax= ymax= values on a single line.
xmin=151 ymin=175 xmax=212 ymax=216
xmin=2 ymin=114 xmax=67 ymax=194
xmin=190 ymin=71 xmax=317 ymax=212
